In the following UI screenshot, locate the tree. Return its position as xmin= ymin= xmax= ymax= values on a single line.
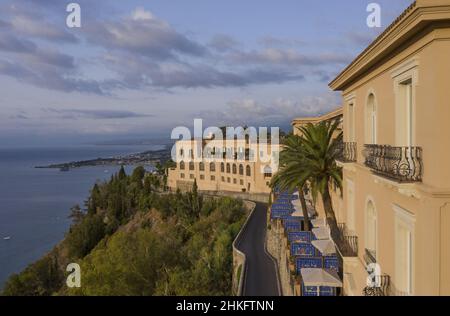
xmin=296 ymin=120 xmax=343 ymax=239
xmin=131 ymin=166 xmax=146 ymax=183
xmin=118 ymin=165 xmax=127 ymax=180
xmin=270 ymin=134 xmax=312 ymax=231
xmin=69 ymin=204 xmax=85 ymax=225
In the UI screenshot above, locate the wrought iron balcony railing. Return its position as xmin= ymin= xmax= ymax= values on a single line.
xmin=363 ymin=274 xmax=391 ymax=296
xmin=333 ymin=223 xmax=358 ymax=257
xmin=363 ymin=145 xmax=423 ymax=182
xmin=336 ymin=142 xmax=357 ymax=163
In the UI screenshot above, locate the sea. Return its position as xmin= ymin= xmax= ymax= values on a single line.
xmin=0 ymin=144 xmax=163 ymax=289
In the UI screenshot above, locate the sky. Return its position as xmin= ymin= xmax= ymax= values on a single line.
xmin=0 ymin=0 xmax=413 ymax=147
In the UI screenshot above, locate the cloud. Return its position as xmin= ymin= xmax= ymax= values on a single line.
xmin=10 ymin=15 xmax=78 ymax=43
xmin=43 ymin=108 xmax=155 ymax=120
xmin=209 ymin=34 xmax=240 ymax=52
xmin=198 ymin=93 xmax=341 ymax=128
xmin=9 ymin=113 xmax=29 ymax=120
xmin=258 ymin=36 xmax=305 ymax=48
xmin=0 ymin=5 xmax=346 ymax=93
xmin=228 ymin=48 xmax=351 ymax=67
xmin=0 ymin=33 xmax=36 ymax=53
xmin=86 ymin=8 xmax=206 ymax=61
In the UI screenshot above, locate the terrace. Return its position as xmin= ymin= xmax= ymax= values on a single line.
xmin=270 ymin=190 xmax=343 ymax=296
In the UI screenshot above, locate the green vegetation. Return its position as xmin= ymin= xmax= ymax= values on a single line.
xmin=271 ymin=120 xmax=343 ymax=236
xmin=2 ymin=166 xmax=247 ymax=296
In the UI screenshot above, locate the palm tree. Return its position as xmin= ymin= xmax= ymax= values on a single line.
xmin=270 ymin=134 xmax=312 ymax=231
xmin=296 ymin=119 xmax=343 ymax=239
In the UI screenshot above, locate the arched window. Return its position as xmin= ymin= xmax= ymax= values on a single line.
xmin=366 ymin=93 xmax=377 ymax=144
xmin=199 ymin=162 xmax=205 ymax=171
xmin=365 ymin=199 xmax=377 ymax=262
xmin=189 ymin=162 xmax=195 ymax=171
xmin=226 ymin=163 xmax=231 ymax=173
xmin=232 ymin=164 xmax=237 ymax=174
xmin=239 ymin=164 xmax=244 ymax=175
xmin=263 ymin=165 xmax=272 ymax=178
xmin=246 ymin=165 xmax=251 ymax=177
xmin=179 ymin=161 xmax=185 ymax=170
xmin=210 ymin=162 xmax=216 ymax=172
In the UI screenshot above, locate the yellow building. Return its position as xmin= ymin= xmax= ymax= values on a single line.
xmin=167 ymin=130 xmax=276 ymax=195
xmin=325 ymin=0 xmax=450 ymax=296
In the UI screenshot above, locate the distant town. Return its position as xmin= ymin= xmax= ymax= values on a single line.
xmin=35 ymin=147 xmax=172 ymax=171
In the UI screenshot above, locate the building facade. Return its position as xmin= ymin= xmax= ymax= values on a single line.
xmin=327 ymin=0 xmax=450 ymax=296
xmin=167 ymin=134 xmax=276 ymax=195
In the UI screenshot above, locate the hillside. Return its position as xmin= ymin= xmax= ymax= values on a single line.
xmin=1 ymin=167 xmax=249 ymax=296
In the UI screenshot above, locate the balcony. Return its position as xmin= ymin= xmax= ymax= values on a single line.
xmin=363 ymin=145 xmax=423 ymax=182
xmin=335 ymin=142 xmax=357 ymax=163
xmin=333 ymin=223 xmax=358 ymax=257
xmin=363 ymin=274 xmax=391 ymax=296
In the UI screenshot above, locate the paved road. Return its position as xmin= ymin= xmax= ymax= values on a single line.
xmin=236 ymin=202 xmax=281 ymax=296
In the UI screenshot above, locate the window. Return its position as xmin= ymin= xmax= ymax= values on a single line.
xmin=189 ymin=162 xmax=195 ymax=171
xmin=179 ymin=161 xmax=185 ymax=170
xmin=397 ymin=79 xmax=415 ymax=146
xmin=180 ymin=149 xmax=184 ymax=158
xmin=366 ymin=93 xmax=377 ymax=144
xmin=394 ymin=205 xmax=415 ymax=295
xmin=246 ymin=165 xmax=251 ymax=177
xmin=210 ymin=162 xmax=216 ymax=172
xmin=190 ymin=174 xmax=195 ymax=179
xmin=227 ymin=177 xmax=231 ymax=183
xmin=346 ymin=180 xmax=356 ymax=232
xmin=240 ymin=179 xmax=244 ymax=185
xmin=199 ymin=162 xmax=205 ymax=171
xmin=226 ymin=163 xmax=231 ymax=173
xmin=221 ymin=163 xmax=225 ymax=173
xmin=263 ymin=165 xmax=272 ymax=178
xmin=365 ymin=199 xmax=377 ymax=263
xmin=221 ymin=176 xmax=225 ymax=182
xmin=392 ymin=58 xmax=418 ymax=148
xmin=232 ymin=164 xmax=237 ymax=174
xmin=211 ymin=175 xmax=216 ymax=181
xmin=233 ymin=178 xmax=237 ymax=184
xmin=200 ymin=175 xmax=205 ymax=180
xmin=180 ymin=173 xmax=185 ymax=179
xmin=239 ymin=164 xmax=244 ymax=175
xmin=348 ymin=102 xmax=355 ymax=142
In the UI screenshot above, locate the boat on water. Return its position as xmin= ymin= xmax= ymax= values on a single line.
xmin=3 ymin=236 xmax=11 ymax=241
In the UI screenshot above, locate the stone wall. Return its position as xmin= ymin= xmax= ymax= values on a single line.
xmin=266 ymin=218 xmax=295 ymax=296
xmin=200 ymin=190 xmax=269 ymax=203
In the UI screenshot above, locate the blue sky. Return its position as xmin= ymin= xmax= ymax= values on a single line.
xmin=0 ymin=0 xmax=413 ymax=146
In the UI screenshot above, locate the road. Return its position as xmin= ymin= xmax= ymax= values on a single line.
xmin=236 ymin=202 xmax=281 ymax=296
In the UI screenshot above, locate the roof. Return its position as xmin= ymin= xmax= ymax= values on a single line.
xmin=330 ymin=0 xmax=450 ymax=91
xmin=291 ymin=107 xmax=343 ymax=126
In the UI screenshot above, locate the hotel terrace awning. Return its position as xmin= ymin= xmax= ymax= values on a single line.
xmin=291 ymin=200 xmax=316 ymax=218
xmin=300 ymin=268 xmax=343 ymax=288
xmin=311 ymin=239 xmax=336 ymax=256
xmin=311 ymin=218 xmax=327 ymax=228
xmin=312 ymin=227 xmax=330 ymax=240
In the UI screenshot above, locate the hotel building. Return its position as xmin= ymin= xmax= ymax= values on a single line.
xmin=167 ymin=129 xmax=277 ymax=195
xmin=318 ymin=0 xmax=450 ymax=296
